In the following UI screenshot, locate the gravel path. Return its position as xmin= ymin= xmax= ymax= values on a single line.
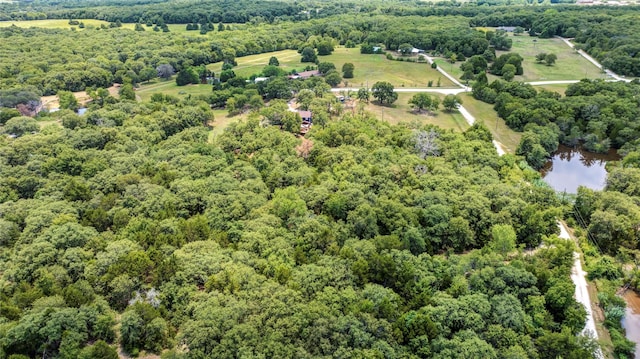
xmin=559 ymin=221 xmax=605 ymax=359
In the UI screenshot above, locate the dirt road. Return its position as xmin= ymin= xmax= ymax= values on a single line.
xmin=559 ymin=221 xmax=604 ymax=359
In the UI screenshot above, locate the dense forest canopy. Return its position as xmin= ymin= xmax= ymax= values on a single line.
xmin=0 ymin=92 xmax=595 ymax=357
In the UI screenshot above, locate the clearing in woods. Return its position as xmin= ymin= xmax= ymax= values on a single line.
xmin=433 ymin=33 xmax=604 ymax=83
xmin=363 ymin=92 xmax=468 ymax=132
xmin=207 ymin=48 xmax=456 ymax=88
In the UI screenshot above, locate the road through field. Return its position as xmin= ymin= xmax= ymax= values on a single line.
xmin=556 ymin=37 xmax=631 ymax=83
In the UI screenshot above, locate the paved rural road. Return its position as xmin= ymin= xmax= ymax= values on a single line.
xmin=559 ymin=221 xmax=605 ymax=359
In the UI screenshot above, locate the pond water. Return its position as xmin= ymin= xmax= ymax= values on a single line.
xmin=77 ymin=107 xmax=87 ymax=115
xmin=540 ymin=145 xmax=620 ymax=193
xmin=622 ymin=290 xmax=640 ymax=358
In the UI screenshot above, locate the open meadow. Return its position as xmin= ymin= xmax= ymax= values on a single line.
xmin=498 ymin=33 xmax=603 ymax=81
xmin=208 ymin=48 xmax=456 ymax=88
xmin=135 ymin=81 xmax=212 ymax=102
xmin=0 ymin=19 xmax=194 ymax=32
xmin=435 ymin=33 xmax=604 ymax=83
xmin=363 ymin=92 xmax=469 ymax=131
xmin=207 ymin=50 xmax=302 ymax=78
xmin=321 ymin=48 xmax=455 ymax=88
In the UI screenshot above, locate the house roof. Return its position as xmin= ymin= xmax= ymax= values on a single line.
xmin=289 ymin=70 xmax=320 ymax=79
xmin=299 ymin=110 xmax=312 ymax=118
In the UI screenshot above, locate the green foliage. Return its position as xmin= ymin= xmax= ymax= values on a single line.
xmin=357 ymin=88 xmax=370 ymax=103
xmin=317 ymin=62 xmax=336 ymax=75
xmin=301 ymin=47 xmax=317 ymax=63
xmin=544 ymin=53 xmax=557 ymax=66
xmin=489 ymin=224 xmax=516 ymax=256
xmin=78 ymin=341 xmax=118 ymax=359
xmin=0 ymin=107 xmax=22 ymax=125
xmin=316 ymin=40 xmax=334 ymax=56
xmin=118 ymin=81 xmax=135 ymax=101
xmin=58 ymin=91 xmax=79 ymax=111
xmin=175 ymin=67 xmax=199 ymax=86
xmin=371 ymin=81 xmax=397 ymax=105
xmin=490 ymin=53 xmax=524 ymax=76
xmin=3 ymin=116 xmax=38 ymax=137
xmin=408 ymin=93 xmax=439 ymax=112
xmin=120 ymin=303 xmax=169 ymax=354
xmin=442 ymin=94 xmax=462 ymax=111
xmin=324 ymin=70 xmax=342 ymax=87
xmin=0 ymin=5 xmax=620 ymax=358
xmin=342 ymin=63 xmax=355 ymax=78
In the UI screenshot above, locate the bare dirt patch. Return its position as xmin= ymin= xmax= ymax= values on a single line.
xmin=296 ymin=136 xmax=313 ymax=158
xmin=40 ymin=84 xmax=120 ymax=110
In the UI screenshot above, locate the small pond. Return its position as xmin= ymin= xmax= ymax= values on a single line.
xmin=622 ymin=290 xmax=640 ymax=358
xmin=540 ymin=145 xmax=620 ymax=193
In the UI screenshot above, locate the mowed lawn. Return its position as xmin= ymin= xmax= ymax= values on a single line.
xmin=136 ymin=80 xmax=213 ymax=102
xmin=322 ymin=48 xmax=455 ymax=88
xmin=434 ymin=34 xmax=603 ymax=83
xmin=497 ymin=34 xmax=602 ymax=82
xmin=363 ymin=93 xmax=469 ymax=131
xmin=208 ymin=48 xmax=455 ymax=88
xmin=459 ymin=93 xmax=521 ymax=153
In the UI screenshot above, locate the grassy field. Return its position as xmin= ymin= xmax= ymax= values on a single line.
xmin=534 ymin=83 xmax=571 ymax=95
xmin=208 ymin=110 xmax=248 ymax=142
xmin=136 ymin=80 xmax=212 ymax=102
xmin=209 ymin=48 xmax=456 ymax=88
xmin=435 ymin=34 xmax=604 ymax=83
xmin=459 ymin=93 xmax=521 ymax=153
xmin=208 ymin=50 xmax=303 ymax=78
xmin=0 ymin=19 xmax=115 ymax=30
xmin=0 ymin=19 xmax=191 ymax=32
xmin=321 ymin=48 xmax=455 ymax=88
xmin=363 ymin=93 xmax=469 ymax=131
xmin=497 ymin=33 xmax=603 ymax=82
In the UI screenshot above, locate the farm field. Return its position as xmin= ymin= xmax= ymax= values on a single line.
xmin=364 ymin=93 xmax=469 ymax=131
